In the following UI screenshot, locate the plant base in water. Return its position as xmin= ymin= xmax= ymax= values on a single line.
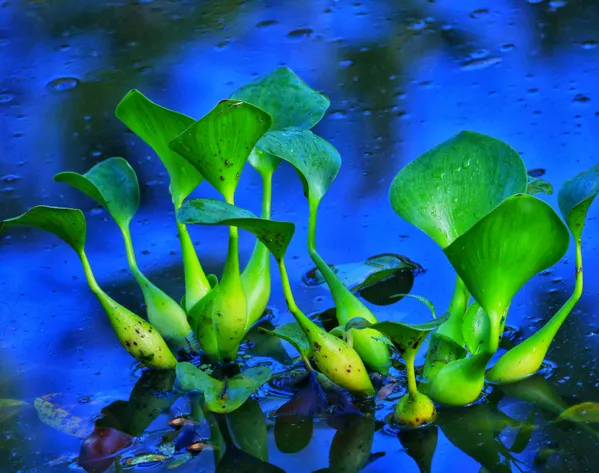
xmin=393 ymin=392 xmax=437 ymax=429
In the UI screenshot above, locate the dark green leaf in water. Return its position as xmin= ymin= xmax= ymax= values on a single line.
xmin=444 ymin=194 xmax=569 ymax=340
xmin=390 ymin=131 xmax=528 ymax=249
xmin=558 ymin=163 xmax=599 ymax=240
xmin=259 ymin=322 xmax=312 ymax=359
xmin=509 ymin=408 xmax=536 ymax=454
xmin=215 ymin=445 xmax=285 ymax=473
xmin=169 ymin=100 xmax=271 ymax=202
xmin=328 ymin=414 xmax=375 ymax=473
xmin=258 ymin=129 xmax=341 ymax=203
xmin=397 ymin=425 xmax=438 ymax=473
xmin=230 ymin=67 xmax=330 ymax=131
xmin=0 ymin=399 xmax=30 ymax=424
xmin=275 ymin=372 xmax=328 ymax=418
xmin=54 ymin=157 xmax=139 ymax=228
xmin=274 ymin=416 xmax=313 ymax=454
xmin=526 ymin=175 xmax=553 ymax=196
xmin=0 ymin=206 xmax=85 ymax=253
xmin=178 ymin=199 xmax=294 ymax=260
xmin=226 ymin=399 xmax=268 ymax=462
xmin=556 ymin=402 xmax=599 ymax=424
xmin=176 ymin=363 xmax=271 ymax=414
xmin=115 ymin=90 xmax=202 ymax=206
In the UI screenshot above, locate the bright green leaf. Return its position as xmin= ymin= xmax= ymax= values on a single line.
xmin=526 ymin=176 xmax=552 ymax=196
xmin=556 ymin=402 xmax=599 ymax=424
xmin=558 ymin=163 xmax=599 ymax=240
xmin=259 ymin=322 xmax=312 ymax=359
xmin=54 ymin=157 xmax=139 ymax=228
xmin=258 ymin=129 xmax=341 ymax=203
xmin=230 ymin=67 xmax=330 ymax=131
xmin=390 ymin=131 xmax=528 ymax=249
xmin=169 ymin=100 xmax=271 ymax=202
xmin=462 ymin=302 xmax=489 ymax=354
xmin=115 ymin=90 xmax=202 ymax=206
xmin=178 ymin=199 xmax=294 ymax=260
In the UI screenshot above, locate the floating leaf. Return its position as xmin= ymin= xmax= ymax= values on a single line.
xmin=34 ymin=396 xmax=93 ymax=438
xmin=122 ymin=454 xmax=170 ymax=467
xmin=328 ymin=414 xmax=375 ymax=473
xmin=258 ymin=129 xmax=341 ymax=203
xmin=176 ymin=363 xmax=271 ymax=414
xmin=274 ymin=416 xmax=313 ymax=454
xmin=79 ymin=427 xmax=133 ymax=473
xmin=54 ymin=157 xmax=139 ymax=227
xmin=0 ymin=399 xmax=29 ymax=424
xmin=226 ymin=399 xmax=268 ymax=462
xmin=215 ymin=445 xmax=285 ymax=473
xmin=390 ymin=131 xmax=527 ymax=249
xmin=397 ymin=426 xmax=438 ymax=473
xmin=558 ymin=163 xmax=599 ymax=239
xmin=115 ymin=90 xmax=201 ymax=206
xmin=526 ymin=176 xmax=553 ymax=196
xmin=259 ymin=322 xmax=311 ymax=359
xmin=178 ymin=199 xmax=294 ymax=260
xmin=230 ymin=67 xmax=330 ymax=131
xmin=170 ymin=100 xmax=271 ymax=201
xmin=556 ymin=402 xmax=599 ymax=424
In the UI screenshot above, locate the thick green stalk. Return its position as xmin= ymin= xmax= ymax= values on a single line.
xmin=436 ymin=276 xmax=469 ymax=345
xmin=404 ymin=350 xmax=418 ymax=399
xmin=277 ymin=259 xmax=375 ymax=397
xmin=307 ymin=198 xmax=390 ymax=374
xmin=77 ymin=250 xmax=177 ymax=369
xmin=241 ymin=169 xmax=273 ymax=326
xmin=119 ymin=225 xmax=191 ymax=344
xmin=487 ymin=240 xmax=583 ymax=384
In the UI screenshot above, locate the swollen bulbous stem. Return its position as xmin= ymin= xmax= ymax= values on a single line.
xmin=436 ymin=276 xmax=469 ymax=345
xmin=487 ymin=241 xmax=583 ymax=384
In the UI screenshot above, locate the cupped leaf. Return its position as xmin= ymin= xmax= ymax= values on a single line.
xmin=421 ymin=333 xmax=468 ymax=383
xmin=178 ymin=199 xmax=294 ymax=260
xmin=558 ymin=163 xmax=599 ymax=239
xmin=390 ymin=131 xmax=528 ymax=249
xmin=248 ymin=147 xmax=281 ymax=177
xmin=258 ymin=129 xmax=341 ymax=203
xmin=462 ymin=302 xmax=489 ymax=355
xmin=230 ymin=67 xmax=330 ymax=131
xmin=176 ymin=363 xmax=271 ymax=414
xmin=54 ymin=157 xmax=139 ymax=227
xmin=259 ymin=322 xmax=312 ymax=359
xmin=527 ymin=175 xmax=552 ymax=196
xmin=444 ymin=194 xmax=569 ymax=341
xmin=115 ymin=90 xmax=201 ymax=206
xmin=0 ymin=206 xmax=85 ymax=253
xmin=170 ymin=100 xmax=271 ymax=201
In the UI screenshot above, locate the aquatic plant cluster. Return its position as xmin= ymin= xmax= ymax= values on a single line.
xmin=2 ymin=68 xmax=598 ymax=432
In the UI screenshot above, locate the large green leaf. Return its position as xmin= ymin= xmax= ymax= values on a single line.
xmin=390 ymin=131 xmax=528 ymax=249
xmin=226 ymin=399 xmax=268 ymax=462
xmin=54 ymin=158 xmax=139 ymax=228
xmin=115 ymin=90 xmax=202 ymax=206
xmin=558 ymin=163 xmax=599 ymax=240
xmin=259 ymin=322 xmax=311 ymax=359
xmin=169 ymin=100 xmax=271 ymax=202
xmin=0 ymin=206 xmax=85 ymax=253
xmin=258 ymin=129 xmax=341 ymax=203
xmin=444 ymin=194 xmax=569 ymax=329
xmin=176 ymin=363 xmax=271 ymax=414
xmin=178 ymin=199 xmax=294 ymax=260
xmin=230 ymin=67 xmax=330 ymax=131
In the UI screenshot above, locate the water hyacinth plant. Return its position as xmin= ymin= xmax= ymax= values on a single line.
xmin=2 ymin=67 xmax=598 ymax=431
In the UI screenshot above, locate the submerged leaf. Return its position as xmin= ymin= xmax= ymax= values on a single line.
xmin=274 ymin=416 xmax=314 ymax=454
xmin=390 ymin=131 xmax=527 ymax=249
xmin=558 ymin=163 xmax=599 ymax=239
xmin=526 ymin=176 xmax=553 ymax=196
xmin=0 ymin=399 xmax=30 ymax=424
xmin=34 ymin=397 xmax=93 ymax=438
xmin=556 ymin=402 xmax=599 ymax=424
xmin=178 ymin=199 xmax=295 ymax=260
xmin=230 ymin=67 xmax=330 ymax=131
xmin=215 ymin=445 xmax=285 ymax=473
xmin=54 ymin=157 xmax=139 ymax=227
xmin=176 ymin=363 xmax=272 ymax=413
xmin=122 ymin=454 xmax=170 ymax=467
xmin=79 ymin=427 xmax=133 ymax=473
xmin=115 ymin=90 xmax=201 ymax=206
xmin=275 ymin=372 xmax=328 ymax=417
xmin=226 ymin=399 xmax=268 ymax=462
xmin=397 ymin=425 xmax=438 ymax=473
xmin=170 ymin=100 xmax=271 ymax=201
xmin=259 ymin=322 xmax=312 ymax=359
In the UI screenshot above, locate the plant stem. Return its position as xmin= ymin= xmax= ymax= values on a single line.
xmin=260 ymin=169 xmax=273 ymax=219
xmin=403 ymin=350 xmax=418 ymax=398
xmin=120 ymin=224 xmax=151 ymax=287
xmin=78 ymin=249 xmax=104 ymax=298
xmin=224 ymin=196 xmax=241 ymax=282
xmin=277 ymin=258 xmax=319 ymax=333
xmin=437 ymin=276 xmax=469 ymax=345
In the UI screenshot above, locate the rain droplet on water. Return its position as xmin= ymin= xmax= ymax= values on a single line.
xmin=47 ymin=77 xmax=80 ymax=92
xmin=573 ymin=94 xmax=590 ymax=103
xmin=255 ymin=20 xmax=278 ymax=29
xmin=0 ymin=93 xmax=15 ymax=104
xmin=581 ymin=40 xmax=597 ymax=50
xmin=287 ymin=28 xmax=313 ymax=41
xmin=499 ymin=43 xmax=515 ymax=53
xmin=460 ymin=56 xmax=502 ymax=71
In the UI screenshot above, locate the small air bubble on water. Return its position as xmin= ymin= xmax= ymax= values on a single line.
xmin=499 ymin=43 xmax=515 ymax=52
xmin=287 ymin=28 xmax=313 ymax=41
xmin=47 ymin=77 xmax=80 ymax=92
xmin=0 ymin=93 xmax=15 ymax=104
xmin=581 ymin=40 xmax=597 ymax=50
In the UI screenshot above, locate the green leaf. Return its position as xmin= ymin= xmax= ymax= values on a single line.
xmin=230 ymin=67 xmax=330 ymax=131
xmin=178 ymin=199 xmax=294 ymax=260
xmin=258 ymin=129 xmax=341 ymax=203
xmin=34 ymin=396 xmax=94 ymax=438
xmin=248 ymin=147 xmax=282 ymax=177
xmin=169 ymin=100 xmax=271 ymax=201
xmin=176 ymin=363 xmax=271 ymax=414
xmin=0 ymin=206 xmax=85 ymax=253
xmin=274 ymin=416 xmax=313 ymax=454
xmin=421 ymin=332 xmax=468 ymax=383
xmin=444 ymin=194 xmax=569 ymax=335
xmin=226 ymin=399 xmax=268 ymax=462
xmin=259 ymin=322 xmax=312 ymax=359
xmin=0 ymin=399 xmax=30 ymax=424
xmin=526 ymin=176 xmax=553 ymax=196
xmin=328 ymin=414 xmax=375 ymax=473
xmin=398 ymin=426 xmax=438 ymax=473
xmin=390 ymin=131 xmax=528 ymax=249
xmin=558 ymin=163 xmax=599 ymax=240
xmin=556 ymin=402 xmax=599 ymax=424
xmin=54 ymin=157 xmax=139 ymax=228
xmin=462 ymin=302 xmax=489 ymax=354
xmin=115 ymin=90 xmax=202 ymax=206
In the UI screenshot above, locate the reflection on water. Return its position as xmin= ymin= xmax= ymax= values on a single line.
xmin=1 ymin=0 xmax=599 ymax=471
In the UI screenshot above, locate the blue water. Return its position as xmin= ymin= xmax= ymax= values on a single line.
xmin=1 ymin=0 xmax=599 ymax=471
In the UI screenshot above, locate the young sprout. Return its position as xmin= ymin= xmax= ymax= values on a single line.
xmin=178 ymin=199 xmax=375 ymax=397
xmin=349 ymin=309 xmax=448 ymax=428
xmin=259 ymin=129 xmax=391 ymax=374
xmin=170 ymin=100 xmax=271 ymax=361
xmin=230 ymin=67 xmax=330 ymax=327
xmin=487 ymin=164 xmax=599 ymax=383
xmin=115 ymin=90 xmax=210 ymax=312
xmin=54 ymin=157 xmax=192 ymax=348
xmin=0 ymin=206 xmax=176 ymax=369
